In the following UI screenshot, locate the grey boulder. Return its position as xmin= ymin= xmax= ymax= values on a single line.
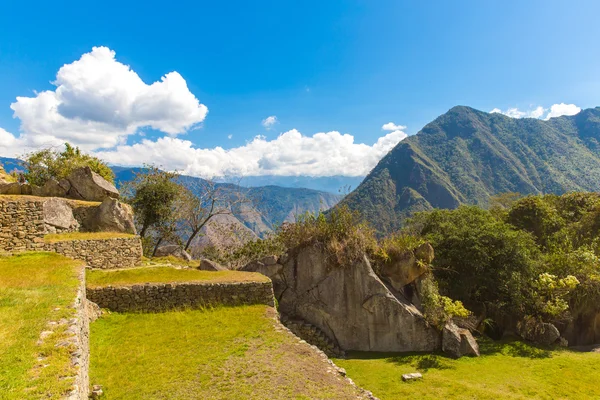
xmin=518 ymin=319 xmax=561 ymax=346
xmin=66 ymin=167 xmax=119 ymax=202
xmin=0 ymin=182 xmax=21 ymax=195
xmin=442 ymin=321 xmax=480 ymax=358
xmin=43 ymin=198 xmax=79 ymax=232
xmin=86 ymin=198 xmax=136 ymax=234
xmin=198 ymin=259 xmax=227 ymax=271
xmin=155 ymin=245 xmax=193 ymax=261
xmin=32 ymin=178 xmax=71 ymax=198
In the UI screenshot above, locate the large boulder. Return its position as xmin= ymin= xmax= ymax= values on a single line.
xmin=32 ymin=178 xmax=71 ymax=198
xmin=85 ymin=198 xmax=136 ymax=234
xmin=198 ymin=259 xmax=227 ymax=271
xmin=43 ymin=198 xmax=79 ymax=232
xmin=562 ymin=310 xmax=600 ymax=346
xmin=518 ymin=319 xmax=561 ymax=345
xmin=155 ymin=245 xmax=193 ymax=262
xmin=66 ymin=167 xmax=119 ymax=202
xmin=263 ymin=245 xmax=441 ymax=353
xmin=442 ymin=321 xmax=480 ymax=358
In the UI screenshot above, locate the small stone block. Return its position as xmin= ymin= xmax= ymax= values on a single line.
xmin=402 ymin=372 xmax=423 ymax=382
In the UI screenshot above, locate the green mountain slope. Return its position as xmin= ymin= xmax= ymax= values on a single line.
xmin=342 ymin=105 xmax=600 ymax=235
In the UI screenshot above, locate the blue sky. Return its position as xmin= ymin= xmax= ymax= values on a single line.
xmin=1 ymin=0 xmax=599 ymax=177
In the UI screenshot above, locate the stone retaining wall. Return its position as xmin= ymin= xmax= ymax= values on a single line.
xmin=46 ymin=237 xmax=142 ymax=269
xmin=87 ymin=281 xmax=275 ymax=312
xmin=65 ymin=266 xmax=90 ymax=400
xmin=0 ymin=198 xmax=46 ymax=252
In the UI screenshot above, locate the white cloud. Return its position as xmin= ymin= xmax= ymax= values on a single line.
xmin=490 ymin=103 xmax=580 ymax=120
xmin=2 ymin=46 xmax=207 ymax=152
xmin=382 ymin=122 xmax=407 ymax=131
xmin=227 ymin=134 xmax=233 ymax=139
xmin=261 ymin=116 xmax=277 ymax=129
xmin=544 ymin=103 xmax=581 ymax=120
xmin=95 ymin=128 xmax=407 ymax=177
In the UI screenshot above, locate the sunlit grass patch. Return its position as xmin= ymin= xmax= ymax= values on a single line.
xmin=90 ymin=306 xmax=360 ymax=399
xmin=86 ymin=266 xmax=269 ymax=288
xmin=334 ymin=338 xmax=600 ymax=400
xmin=0 ymin=252 xmax=83 ymax=399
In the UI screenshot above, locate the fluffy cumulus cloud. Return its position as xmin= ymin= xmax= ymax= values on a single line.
xmin=261 ymin=115 xmax=277 ymax=129
xmin=490 ymin=103 xmax=581 ymax=120
xmin=0 ymin=46 xmax=207 ymax=156
xmin=382 ymin=122 xmax=407 ymax=131
xmin=95 ymin=128 xmax=407 ymax=177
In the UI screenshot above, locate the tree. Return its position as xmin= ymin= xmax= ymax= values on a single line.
xmin=409 ymin=206 xmax=541 ymax=319
xmin=127 ymin=166 xmax=182 ymax=240
xmin=23 ymin=143 xmax=114 ymax=186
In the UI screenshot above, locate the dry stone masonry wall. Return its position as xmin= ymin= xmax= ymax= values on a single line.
xmin=87 ymin=281 xmax=275 ymax=312
xmin=0 ymin=198 xmax=46 ymax=252
xmin=47 ymin=237 xmax=142 ymax=269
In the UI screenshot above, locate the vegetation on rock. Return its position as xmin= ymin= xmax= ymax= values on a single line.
xmin=22 ymin=143 xmax=114 ymax=186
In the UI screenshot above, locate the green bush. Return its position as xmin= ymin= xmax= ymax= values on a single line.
xmin=22 ymin=143 xmax=114 ymax=186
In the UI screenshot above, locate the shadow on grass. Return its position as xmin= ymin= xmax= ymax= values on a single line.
xmin=478 ymin=337 xmax=552 ymax=359
xmin=342 ymin=337 xmax=553 ymax=372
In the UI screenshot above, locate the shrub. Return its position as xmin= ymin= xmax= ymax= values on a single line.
xmin=276 ymin=205 xmax=377 ymax=267
xmin=22 ymin=143 xmax=114 ymax=186
xmin=420 ymin=274 xmax=470 ymax=328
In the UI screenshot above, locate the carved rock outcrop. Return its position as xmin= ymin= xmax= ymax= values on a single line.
xmin=245 ymin=246 xmax=441 ymax=353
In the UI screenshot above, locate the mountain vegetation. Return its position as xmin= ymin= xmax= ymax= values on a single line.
xmin=342 ymin=106 xmax=600 ymax=235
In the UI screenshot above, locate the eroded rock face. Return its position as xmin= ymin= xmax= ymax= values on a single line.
xmin=85 ymin=198 xmax=136 ymax=234
xmin=155 ymin=245 xmax=193 ymax=261
xmin=252 ymin=245 xmax=441 ymax=353
xmin=66 ymin=167 xmax=119 ymax=202
xmin=43 ymin=198 xmax=79 ymax=232
xmin=241 ymin=256 xmax=283 ymax=277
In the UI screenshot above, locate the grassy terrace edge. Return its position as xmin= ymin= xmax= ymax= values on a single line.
xmin=86 ymin=266 xmax=270 ymax=288
xmin=44 ymin=231 xmax=137 ymax=243
xmin=0 ymin=252 xmax=84 ymax=399
xmin=0 ymin=194 xmax=101 ymax=207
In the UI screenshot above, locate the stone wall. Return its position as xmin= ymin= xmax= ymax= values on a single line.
xmin=87 ymin=281 xmax=275 ymax=312
xmin=46 ymin=237 xmax=142 ymax=269
xmin=65 ymin=266 xmax=90 ymax=400
xmin=0 ymin=197 xmax=46 ymax=252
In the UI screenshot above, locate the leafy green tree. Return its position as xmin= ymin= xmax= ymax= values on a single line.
xmin=23 ymin=143 xmax=114 ymax=186
xmin=409 ymin=206 xmax=541 ymax=319
xmin=506 ymin=196 xmax=564 ymax=248
xmin=126 ymin=166 xmax=182 ymax=240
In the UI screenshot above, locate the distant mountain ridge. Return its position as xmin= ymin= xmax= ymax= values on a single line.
xmin=341 ymin=105 xmax=600 ymax=235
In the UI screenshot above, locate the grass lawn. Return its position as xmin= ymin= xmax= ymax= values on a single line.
xmin=44 ymin=231 xmax=137 ymax=243
xmin=90 ymin=305 xmax=361 ymax=399
xmin=87 ymin=266 xmax=269 ymax=288
xmin=333 ymin=338 xmax=600 ymax=400
xmin=0 ymin=194 xmax=100 ymax=207
xmin=0 ymin=252 xmax=83 ymax=399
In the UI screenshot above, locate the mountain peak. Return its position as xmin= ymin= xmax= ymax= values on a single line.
xmin=342 ymin=106 xmax=600 ymax=235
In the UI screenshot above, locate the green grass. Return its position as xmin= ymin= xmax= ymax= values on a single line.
xmin=44 ymin=231 xmax=137 ymax=243
xmin=86 ymin=266 xmax=270 ymax=288
xmin=142 ymin=255 xmax=200 ymax=268
xmin=90 ymin=306 xmax=360 ymax=399
xmin=0 ymin=252 xmax=84 ymax=399
xmin=333 ymin=338 xmax=600 ymax=400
